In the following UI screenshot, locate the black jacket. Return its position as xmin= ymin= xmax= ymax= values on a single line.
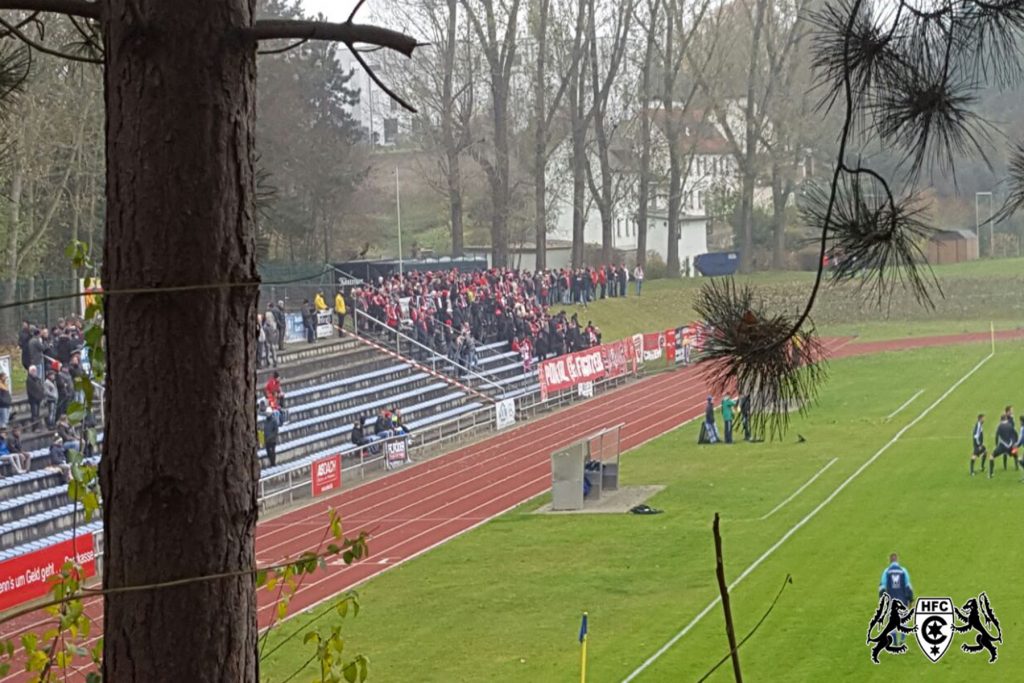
xmin=26 ymin=375 xmax=45 ymax=403
xmin=996 ymin=419 xmax=1017 ymax=448
xmin=263 ymin=414 xmax=279 ymax=445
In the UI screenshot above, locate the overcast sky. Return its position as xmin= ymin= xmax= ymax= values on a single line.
xmin=301 ymin=0 xmax=368 ymax=22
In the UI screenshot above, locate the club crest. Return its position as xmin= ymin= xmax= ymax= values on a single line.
xmin=914 ymin=597 xmax=954 ymax=662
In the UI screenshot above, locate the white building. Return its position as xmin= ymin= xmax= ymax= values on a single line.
xmin=338 ymin=51 xmax=409 ymax=147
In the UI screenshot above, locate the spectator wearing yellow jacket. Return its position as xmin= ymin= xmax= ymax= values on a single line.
xmin=314 ymin=290 xmax=328 ymax=312
xmin=334 ymin=291 xmax=347 ymax=336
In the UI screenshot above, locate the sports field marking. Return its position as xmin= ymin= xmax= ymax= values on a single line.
xmin=759 ymin=457 xmax=838 ymax=521
xmin=886 ymin=389 xmax=924 ymax=420
xmin=621 ymin=352 xmax=993 ymax=683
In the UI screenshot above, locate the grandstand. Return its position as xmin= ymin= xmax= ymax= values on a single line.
xmin=0 ymin=320 xmax=685 ymax=573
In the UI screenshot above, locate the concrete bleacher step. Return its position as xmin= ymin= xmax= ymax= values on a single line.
xmin=273 ymin=379 xmax=445 ymax=441
xmin=0 ymin=485 xmax=71 ymax=526
xmin=0 ymin=502 xmax=90 ymax=549
xmin=256 ymin=337 xmax=364 ymax=385
xmin=0 ymin=520 xmax=103 ymax=563
xmin=265 ymin=386 xmax=472 ymax=465
xmin=271 ymin=354 xmax=409 ymax=396
xmin=258 ymin=398 xmax=488 ymax=472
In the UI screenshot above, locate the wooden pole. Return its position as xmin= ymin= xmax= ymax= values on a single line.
xmin=713 ymin=513 xmax=743 ymax=683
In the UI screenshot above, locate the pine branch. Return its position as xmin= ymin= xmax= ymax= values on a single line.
xmin=249 ymin=20 xmax=418 ymax=58
xmin=0 ymin=15 xmax=101 ymax=63
xmin=0 ymin=0 xmax=99 ymax=19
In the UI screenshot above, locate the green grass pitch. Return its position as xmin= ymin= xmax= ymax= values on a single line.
xmin=261 ymin=341 xmax=1024 ymax=682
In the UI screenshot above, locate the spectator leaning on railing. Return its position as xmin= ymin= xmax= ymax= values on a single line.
xmin=0 ymin=373 xmax=11 ymax=430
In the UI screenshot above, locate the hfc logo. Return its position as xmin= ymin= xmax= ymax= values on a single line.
xmin=867 ymin=593 xmax=1002 ymax=664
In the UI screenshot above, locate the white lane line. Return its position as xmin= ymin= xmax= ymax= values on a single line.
xmin=887 ymin=389 xmax=924 ymax=420
xmin=621 ymin=352 xmax=993 ymax=683
xmin=759 ymin=458 xmax=838 ymax=521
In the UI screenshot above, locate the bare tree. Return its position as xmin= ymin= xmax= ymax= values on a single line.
xmin=584 ymin=0 xmax=633 ymax=265
xmin=656 ymin=0 xmax=712 ymax=277
xmin=463 ymin=0 xmax=521 ymax=267
xmin=692 ymin=0 xmax=807 ymax=272
xmin=0 ymin=1 xmax=417 ymax=680
xmin=528 ymin=0 xmax=580 ymax=269
xmin=388 ymin=0 xmax=476 ymax=256
xmin=633 ymin=0 xmax=659 ymax=269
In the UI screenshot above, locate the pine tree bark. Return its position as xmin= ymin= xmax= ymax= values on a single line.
xmin=100 ymin=1 xmax=260 ymax=680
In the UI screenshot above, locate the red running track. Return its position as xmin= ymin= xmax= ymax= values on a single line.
xmin=2 ymin=330 xmax=1019 ymax=681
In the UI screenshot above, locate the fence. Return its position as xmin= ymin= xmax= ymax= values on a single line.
xmin=0 ymin=276 xmax=81 ymax=343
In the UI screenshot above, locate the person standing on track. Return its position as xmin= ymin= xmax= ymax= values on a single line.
xmin=879 ymin=553 xmax=914 ymax=645
xmin=971 ymin=413 xmax=986 ymax=477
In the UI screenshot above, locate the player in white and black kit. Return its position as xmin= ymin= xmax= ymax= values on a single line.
xmin=971 ymin=414 xmax=986 ymax=477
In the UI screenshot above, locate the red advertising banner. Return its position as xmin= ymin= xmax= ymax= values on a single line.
xmin=665 ymin=329 xmax=677 ymax=364
xmin=642 ymin=332 xmax=666 ymax=361
xmin=539 ymin=346 xmax=607 ymax=399
xmin=311 ymin=454 xmax=342 ymax=497
xmin=0 ymin=535 xmax=96 ymax=611
xmin=598 ymin=339 xmax=630 ymax=378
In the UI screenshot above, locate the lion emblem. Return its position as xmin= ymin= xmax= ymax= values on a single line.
xmin=866 ymin=594 xmax=916 ymax=663
xmin=953 ymin=592 xmax=1002 ymax=662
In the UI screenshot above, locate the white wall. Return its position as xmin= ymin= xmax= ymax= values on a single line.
xmin=645 ymin=216 xmax=708 ymax=276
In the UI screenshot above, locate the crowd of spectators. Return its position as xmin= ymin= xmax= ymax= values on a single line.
xmin=352 ymin=265 xmax=641 ymax=374
xmin=15 ymin=318 xmax=87 ymax=430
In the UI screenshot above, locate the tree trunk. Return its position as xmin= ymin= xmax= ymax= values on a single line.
xmin=448 ymin=162 xmax=465 ymax=257
xmin=666 ymin=138 xmax=682 ymax=277
xmin=490 ymin=84 xmax=511 ymax=268
xmin=571 ymin=123 xmax=587 ymax=268
xmin=771 ymin=160 xmax=786 ymax=270
xmin=533 ymin=0 xmax=549 ymax=270
xmin=739 ymin=167 xmax=755 ymax=270
xmin=636 ymin=15 xmax=656 ymax=270
xmin=100 ymin=2 xmax=260 ymax=681
xmin=442 ymin=0 xmax=464 ymax=257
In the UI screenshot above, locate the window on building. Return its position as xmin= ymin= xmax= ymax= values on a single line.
xmin=616 ymin=218 xmax=622 ymax=238
xmin=383 ymin=117 xmax=398 ymax=144
xmin=390 ymin=97 xmax=399 ymax=113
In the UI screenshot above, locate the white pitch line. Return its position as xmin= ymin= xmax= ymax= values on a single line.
xmin=887 ymin=389 xmax=924 ymax=420
xmin=759 ymin=458 xmax=838 ymax=521
xmin=621 ymin=352 xmax=993 ymax=683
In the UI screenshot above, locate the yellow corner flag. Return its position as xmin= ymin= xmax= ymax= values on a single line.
xmin=579 ymin=612 xmax=589 ymax=683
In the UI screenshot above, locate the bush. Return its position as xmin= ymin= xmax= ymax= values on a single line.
xmin=645 ymin=251 xmax=668 ymax=279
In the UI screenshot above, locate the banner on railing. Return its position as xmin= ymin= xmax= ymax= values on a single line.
xmin=642 ymin=332 xmax=666 ymax=362
xmin=311 ymin=454 xmax=342 ymax=497
xmin=385 ymin=438 xmax=411 ymax=470
xmin=577 ymin=381 xmax=594 ymax=398
xmin=665 ymin=329 xmax=677 ymax=364
xmin=0 ymin=535 xmax=96 ymax=611
xmin=631 ymin=334 xmax=644 ymax=367
xmin=539 ymin=346 xmax=607 ymax=400
xmin=316 ymin=311 xmax=333 ymax=339
xmin=495 ymin=398 xmax=516 ymax=430
xmin=284 ymin=313 xmax=306 ymax=343
xmin=600 ymin=339 xmax=636 ymax=379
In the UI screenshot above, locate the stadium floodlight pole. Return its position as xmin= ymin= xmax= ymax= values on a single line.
xmin=975 ymin=191 xmax=994 ymax=257
xmin=396 ymin=166 xmax=404 ymax=275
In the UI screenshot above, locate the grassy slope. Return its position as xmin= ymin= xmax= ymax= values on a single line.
xmin=577 ymin=258 xmax=1024 ymax=344
xmin=261 ymin=341 xmax=1024 ymax=682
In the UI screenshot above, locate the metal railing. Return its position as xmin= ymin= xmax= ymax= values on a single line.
xmin=353 ymin=308 xmax=507 ymax=397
